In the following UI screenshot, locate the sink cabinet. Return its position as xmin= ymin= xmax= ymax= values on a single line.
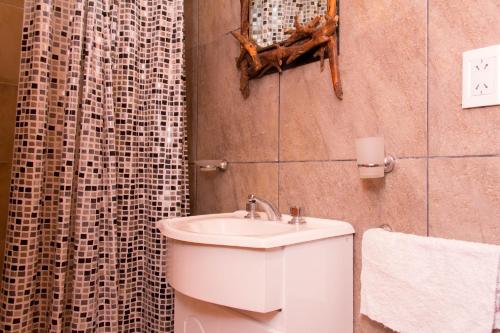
xmin=168 ymin=240 xmax=284 ymax=313
xmin=169 ymin=235 xmax=354 ymax=333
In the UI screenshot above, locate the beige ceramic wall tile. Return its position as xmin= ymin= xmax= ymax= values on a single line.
xmin=429 ymin=157 xmax=500 ymax=244
xmin=189 ymin=0 xmax=500 ymax=331
xmin=429 ymin=0 xmax=500 ymax=156
xmin=188 ymin=163 xmax=197 ymax=215
xmin=0 ymin=163 xmax=10 ymax=213
xmin=280 ymin=0 xmax=427 ymax=161
xmin=184 ymin=0 xmax=198 ymax=49
xmin=0 ymin=3 xmax=23 ymax=83
xmin=280 ymin=62 xmax=425 ymax=161
xmin=197 ymin=34 xmax=279 ymax=162
xmin=0 ymin=84 xmax=18 ymax=162
xmin=0 ymin=0 xmax=23 ymax=8
xmin=186 ymin=45 xmax=198 ymax=162
xmin=279 ymin=158 xmax=427 ymax=332
xmin=198 ymin=0 xmax=240 ymax=46
xmin=341 ymin=0 xmax=427 ymax=71
xmin=196 ymin=163 xmax=278 ymax=214
xmin=185 ymin=0 xmax=198 ymax=162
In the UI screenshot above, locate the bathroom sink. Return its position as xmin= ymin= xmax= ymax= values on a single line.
xmin=157 ymin=210 xmax=354 ymax=330
xmin=157 ymin=210 xmax=355 ymax=248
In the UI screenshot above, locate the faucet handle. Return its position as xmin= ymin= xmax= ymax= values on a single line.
xmin=244 ymin=200 xmax=260 ymax=219
xmin=288 ymin=206 xmax=306 ymax=224
xmin=289 ymin=206 xmax=302 ymax=217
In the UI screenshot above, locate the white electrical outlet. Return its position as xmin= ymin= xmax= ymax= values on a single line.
xmin=462 ymin=45 xmax=500 ymax=108
xmin=470 ymin=57 xmax=496 ymax=96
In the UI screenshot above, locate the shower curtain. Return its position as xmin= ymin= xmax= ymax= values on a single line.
xmin=0 ymin=0 xmax=188 ymax=332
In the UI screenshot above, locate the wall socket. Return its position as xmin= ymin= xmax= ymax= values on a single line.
xmin=462 ymin=45 xmax=500 ymax=108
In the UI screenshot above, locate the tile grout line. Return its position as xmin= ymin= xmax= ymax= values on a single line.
xmin=426 ymin=0 xmax=430 ymax=237
xmin=277 ymin=71 xmax=281 ymax=211
xmin=187 ymin=153 xmax=500 ymax=166
xmin=192 ymin=0 xmax=200 ymax=215
xmin=428 ymin=154 xmax=500 ymax=159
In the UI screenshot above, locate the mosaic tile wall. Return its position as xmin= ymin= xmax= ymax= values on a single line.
xmin=250 ymin=0 xmax=328 ymax=47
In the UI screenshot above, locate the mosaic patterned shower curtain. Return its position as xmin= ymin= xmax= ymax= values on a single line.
xmin=0 ymin=0 xmax=188 ymax=331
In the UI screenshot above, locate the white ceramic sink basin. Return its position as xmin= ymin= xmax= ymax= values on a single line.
xmin=174 ymin=217 xmax=293 ymax=236
xmin=157 ymin=210 xmax=354 ymax=248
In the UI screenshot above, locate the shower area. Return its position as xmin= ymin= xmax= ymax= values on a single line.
xmin=0 ymin=0 xmax=189 ymax=331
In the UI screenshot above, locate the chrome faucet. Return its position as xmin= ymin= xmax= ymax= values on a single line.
xmin=245 ymin=194 xmax=281 ymax=221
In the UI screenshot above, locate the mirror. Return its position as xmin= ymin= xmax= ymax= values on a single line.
xmin=249 ymin=0 xmax=328 ymax=48
xmin=232 ymin=0 xmax=342 ymax=100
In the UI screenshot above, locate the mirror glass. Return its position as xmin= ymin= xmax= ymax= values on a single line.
xmin=249 ymin=0 xmax=328 ymax=48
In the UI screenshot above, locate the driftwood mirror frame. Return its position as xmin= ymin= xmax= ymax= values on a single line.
xmin=232 ymin=0 xmax=342 ymax=100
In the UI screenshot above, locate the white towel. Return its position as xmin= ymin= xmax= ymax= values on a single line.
xmin=361 ymin=229 xmax=500 ymax=333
